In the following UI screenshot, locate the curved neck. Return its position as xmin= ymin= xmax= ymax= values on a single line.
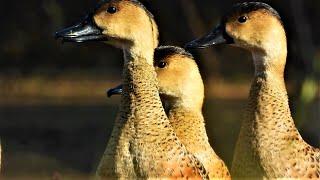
xmin=121 ymin=45 xmax=164 ymax=122
xmin=252 ymin=51 xmax=287 ymax=78
xmin=252 ymin=28 xmax=287 ymax=77
xmin=246 ymin=68 xmax=299 ymax=142
xmin=167 ymin=106 xmax=210 ymax=151
xmin=169 ymin=105 xmax=204 ymax=121
xmin=242 ymin=37 xmax=304 ymax=147
xmin=124 ymin=41 xmax=155 ymax=66
xmin=250 ymin=34 xmax=289 ymax=125
xmin=122 ymin=18 xmax=158 ymax=66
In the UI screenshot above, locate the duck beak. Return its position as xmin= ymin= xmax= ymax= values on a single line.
xmin=185 ymin=25 xmax=234 ymax=49
xmin=107 ymin=85 xmax=123 ymax=98
xmin=54 ymin=14 xmax=107 ymax=43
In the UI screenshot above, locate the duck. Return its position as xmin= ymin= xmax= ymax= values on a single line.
xmin=108 ymin=45 xmax=231 ymax=179
xmin=55 ymin=0 xmax=208 ymax=179
xmin=185 ymin=2 xmax=320 ymax=179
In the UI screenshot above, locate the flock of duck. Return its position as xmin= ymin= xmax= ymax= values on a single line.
xmin=48 ymin=0 xmax=320 ymax=179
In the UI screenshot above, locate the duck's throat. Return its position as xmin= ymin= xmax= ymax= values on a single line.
xmin=121 ymin=49 xmax=167 ymax=128
xmin=246 ymin=71 xmax=299 ymax=146
xmin=252 ymin=43 xmax=287 ymax=77
xmin=168 ymin=107 xmax=208 ymax=147
xmin=117 ymin=48 xmax=183 ymax=177
xmin=98 ymin=48 xmax=164 ymax=178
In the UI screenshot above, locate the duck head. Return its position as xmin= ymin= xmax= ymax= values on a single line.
xmin=186 ymin=2 xmax=285 ymax=50
xmin=55 ymin=0 xmax=159 ymax=51
xmin=185 ymin=2 xmax=287 ymax=73
xmin=108 ymin=46 xmax=204 ymax=110
xmin=155 ymin=46 xmax=204 ymax=110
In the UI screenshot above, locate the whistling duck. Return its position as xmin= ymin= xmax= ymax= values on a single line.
xmin=186 ymin=2 xmax=320 ymax=179
xmin=108 ymin=46 xmax=231 ymax=179
xmin=55 ymin=0 xmax=208 ymax=179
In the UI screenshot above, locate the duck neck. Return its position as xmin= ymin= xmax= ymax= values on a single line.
xmin=252 ymin=32 xmax=287 ymax=77
xmin=245 ymin=49 xmax=300 ymax=146
xmin=120 ymin=42 xmax=168 ymax=132
xmin=124 ymin=42 xmax=154 ymax=66
xmin=252 ymin=51 xmax=286 ymax=78
xmin=168 ymin=95 xmax=204 ymax=112
xmin=167 ymin=101 xmax=210 ymax=152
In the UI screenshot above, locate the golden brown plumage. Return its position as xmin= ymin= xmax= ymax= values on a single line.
xmin=55 ymin=0 xmax=209 ymax=178
xmin=186 ymin=2 xmax=320 ymax=179
xmin=55 ymin=0 xmax=209 ymax=179
xmin=154 ymin=46 xmax=230 ymax=179
xmin=107 ymin=46 xmax=231 ymax=179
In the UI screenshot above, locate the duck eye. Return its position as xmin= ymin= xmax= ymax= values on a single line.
xmin=158 ymin=61 xmax=167 ymax=68
xmin=238 ymin=16 xmax=247 ymax=23
xmin=107 ymin=6 xmax=117 ymax=14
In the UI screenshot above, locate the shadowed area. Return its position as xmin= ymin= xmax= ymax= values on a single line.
xmin=0 ymin=104 xmax=118 ymax=178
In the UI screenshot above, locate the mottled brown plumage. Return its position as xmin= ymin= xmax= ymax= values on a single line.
xmin=232 ymin=72 xmax=320 ymax=179
xmin=219 ymin=2 xmax=320 ymax=179
xmin=107 ymin=46 xmax=231 ymax=179
xmin=91 ymin=0 xmax=208 ymax=179
xmin=186 ymin=2 xmax=320 ymax=179
xmin=154 ymin=46 xmax=230 ymax=179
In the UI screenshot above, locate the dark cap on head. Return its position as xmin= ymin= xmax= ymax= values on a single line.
xmin=222 ymin=2 xmax=281 ymax=24
xmin=154 ymin=46 xmax=194 ymax=63
xmin=96 ymin=0 xmax=154 ymax=19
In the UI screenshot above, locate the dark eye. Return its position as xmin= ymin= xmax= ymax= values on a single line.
xmin=238 ymin=16 xmax=247 ymax=23
xmin=158 ymin=61 xmax=167 ymax=68
xmin=107 ymin=6 xmax=117 ymax=14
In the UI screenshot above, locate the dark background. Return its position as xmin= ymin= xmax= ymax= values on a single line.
xmin=0 ymin=0 xmax=319 ymax=178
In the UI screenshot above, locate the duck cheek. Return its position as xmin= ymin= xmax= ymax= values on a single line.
xmin=225 ymin=22 xmax=238 ymax=35
xmin=93 ymin=14 xmax=106 ymax=28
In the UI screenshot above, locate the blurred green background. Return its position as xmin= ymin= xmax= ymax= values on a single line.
xmin=0 ymin=0 xmax=319 ymax=179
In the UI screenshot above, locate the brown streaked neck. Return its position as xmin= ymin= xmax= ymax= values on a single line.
xmin=121 ymin=36 xmax=157 ymax=96
xmin=247 ymin=39 xmax=300 ymax=139
xmin=120 ymin=38 xmax=168 ymax=127
xmin=165 ymin=97 xmax=209 ymax=149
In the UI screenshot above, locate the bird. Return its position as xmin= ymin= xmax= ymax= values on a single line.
xmin=185 ymin=2 xmax=320 ymax=179
xmin=108 ymin=45 xmax=231 ymax=179
xmin=55 ymin=0 xmax=208 ymax=179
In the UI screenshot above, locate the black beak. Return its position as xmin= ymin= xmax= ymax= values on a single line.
xmin=107 ymin=85 xmax=123 ymax=98
xmin=185 ymin=25 xmax=234 ymax=49
xmin=54 ymin=14 xmax=108 ymax=43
